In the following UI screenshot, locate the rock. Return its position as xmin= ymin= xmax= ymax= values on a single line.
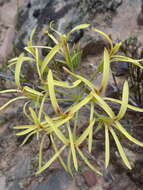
xmin=137 ymin=2 xmax=143 ymax=26
xmin=83 ymin=170 xmax=97 ymax=187
xmin=0 ymin=175 xmax=7 ymax=190
xmin=14 ymin=155 xmax=31 ymax=179
xmin=28 ymin=170 xmax=79 ymax=190
xmin=108 ymin=175 xmax=138 ymax=190
xmin=127 ymin=159 xmax=143 ymax=187
xmin=14 ymin=0 xmax=122 ymax=54
xmin=111 ymin=61 xmax=129 ymax=77
xmin=8 ymin=183 xmax=21 ymax=190
xmin=0 ymin=26 xmax=15 ymax=60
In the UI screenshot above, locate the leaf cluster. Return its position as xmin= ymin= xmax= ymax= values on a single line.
xmin=1 ymin=23 xmax=143 ymax=176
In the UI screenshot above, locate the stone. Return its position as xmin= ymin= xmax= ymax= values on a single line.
xmin=0 ymin=176 xmax=7 ymax=190
xmin=8 ymin=183 xmax=21 ymax=190
xmin=28 ymin=170 xmax=79 ymax=190
xmin=14 ymin=0 xmax=122 ymax=54
xmin=0 ymin=26 xmax=15 ymax=60
xmin=108 ymin=175 xmax=138 ymax=190
xmin=14 ymin=155 xmax=31 ymax=179
xmin=83 ymin=170 xmax=97 ymax=187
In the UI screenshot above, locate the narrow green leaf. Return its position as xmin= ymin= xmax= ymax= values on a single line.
xmin=53 ymin=79 xmax=81 ymax=88
xmin=67 ymin=149 xmax=73 ymax=176
xmin=0 ymin=89 xmax=21 ymax=94
xmin=15 ymin=53 xmax=24 ymax=88
xmin=100 ymin=48 xmax=110 ymax=93
xmin=117 ymin=81 xmax=129 ymax=120
xmin=23 ymin=101 xmax=32 ymax=121
xmin=49 ymin=21 xmax=62 ymax=36
xmin=66 ymin=93 xmax=92 ymax=116
xmin=48 ymin=70 xmax=61 ymax=114
xmin=41 ymin=43 xmax=62 ymax=74
xmin=9 ymin=56 xmax=35 ymax=63
xmin=114 ymin=121 xmax=143 ymax=147
xmin=0 ymin=96 xmax=27 ymax=111
xmin=36 ymin=145 xmax=66 ymax=175
xmin=76 ymin=118 xmax=95 ymax=146
xmin=110 ymin=42 xmax=122 ymax=55
xmin=39 ymin=133 xmax=47 ymax=169
xmin=13 ymin=125 xmax=35 ymax=129
xmin=44 ymin=30 xmax=59 ymax=44
xmin=29 ymin=107 xmax=39 ymax=125
xmin=21 ymin=130 xmax=36 ymax=146
xmin=88 ymin=103 xmax=94 ymax=153
xmin=105 ymin=125 xmax=110 ymax=168
xmin=67 ymin=122 xmax=78 ymax=171
xmin=44 ymin=115 xmax=69 ymax=145
xmin=63 ymin=67 xmax=97 ymax=91
xmin=16 ymin=128 xmax=35 ymax=136
xmin=35 ymin=48 xmax=42 ymax=80
xmin=92 ymin=28 xmax=113 ymax=49
xmin=91 ymin=92 xmax=115 ymax=118
xmin=111 ymin=57 xmax=143 ymax=69
xmin=50 ymin=134 xmax=68 ymax=172
xmin=76 ymin=147 xmax=102 ymax=175
xmin=23 ymin=86 xmax=43 ymax=97
xmin=109 ymin=127 xmax=131 ymax=169
xmin=68 ymin=24 xmax=90 ymax=36
xmin=103 ymin=97 xmax=143 ymax=112
xmin=38 ymin=94 xmax=47 ymax=121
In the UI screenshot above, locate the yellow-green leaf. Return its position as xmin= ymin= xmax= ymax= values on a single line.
xmin=0 ymin=89 xmax=21 ymax=94
xmin=91 ymin=92 xmax=115 ymax=118
xmin=110 ymin=42 xmax=122 ymax=56
xmin=67 ymin=149 xmax=73 ymax=176
xmin=13 ymin=125 xmax=35 ymax=129
xmin=23 ymin=101 xmax=32 ymax=121
xmin=103 ymin=97 xmax=143 ymax=112
xmin=111 ymin=56 xmax=143 ymax=69
xmin=23 ymin=86 xmax=43 ymax=97
xmin=29 ymin=107 xmax=39 ymax=125
xmin=114 ymin=121 xmax=143 ymax=147
xmin=44 ymin=30 xmax=58 ymax=44
xmin=68 ymin=24 xmax=90 ymax=36
xmin=92 ymin=27 xmax=113 ymax=49
xmin=0 ymin=96 xmax=27 ymax=111
xmin=67 ymin=122 xmax=78 ymax=171
xmin=35 ymin=48 xmax=42 ymax=80
xmin=53 ymin=79 xmax=81 ymax=88
xmin=48 ymin=70 xmax=61 ymax=114
xmin=76 ymin=118 xmax=95 ymax=146
xmin=105 ymin=125 xmax=110 ymax=168
xmin=100 ymin=48 xmax=110 ymax=93
xmin=44 ymin=115 xmax=69 ymax=145
xmin=109 ymin=127 xmax=131 ymax=169
xmin=117 ymin=81 xmax=129 ymax=120
xmin=63 ymin=67 xmax=97 ymax=91
xmin=21 ymin=130 xmax=36 ymax=146
xmin=38 ymin=94 xmax=47 ymax=121
xmin=39 ymin=133 xmax=47 ymax=169
xmin=67 ymin=93 xmax=92 ymax=116
xmin=15 ymin=53 xmax=24 ymax=88
xmin=51 ymin=134 xmax=68 ymax=171
xmin=41 ymin=43 xmax=62 ymax=74
xmin=76 ymin=147 xmax=102 ymax=175
xmin=88 ymin=103 xmax=94 ymax=153
xmin=16 ymin=128 xmax=35 ymax=136
xmin=36 ymin=145 xmax=66 ymax=175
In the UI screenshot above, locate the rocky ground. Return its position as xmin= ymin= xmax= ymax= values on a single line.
xmin=1 ymin=0 xmax=143 ymax=190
